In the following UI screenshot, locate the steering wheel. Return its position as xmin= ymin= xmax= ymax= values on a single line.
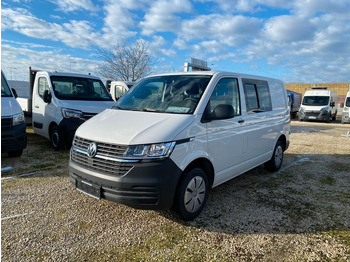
xmin=184 ymin=97 xmax=198 ymax=103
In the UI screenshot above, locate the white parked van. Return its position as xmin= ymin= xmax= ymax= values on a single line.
xmin=24 ymin=69 xmax=115 ymax=150
xmin=69 ymin=71 xmax=290 ymax=220
xmin=298 ymin=87 xmax=338 ymax=122
xmin=1 ymin=70 xmax=27 ymax=157
xmin=109 ymin=81 xmax=135 ymax=101
xmin=341 ymin=91 xmax=350 ymax=124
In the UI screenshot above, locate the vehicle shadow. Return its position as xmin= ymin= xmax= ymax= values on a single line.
xmin=164 ymin=153 xmax=350 ymax=235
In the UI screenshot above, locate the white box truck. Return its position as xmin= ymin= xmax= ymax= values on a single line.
xmin=341 ymin=91 xmax=350 ymax=124
xmin=69 ymin=71 xmax=290 ymax=220
xmin=298 ymin=87 xmax=338 ymax=122
xmin=1 ymin=70 xmax=27 ymax=157
xmin=17 ymin=67 xmax=115 ymax=150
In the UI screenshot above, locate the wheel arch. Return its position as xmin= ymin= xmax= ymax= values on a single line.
xmin=179 ymin=157 xmax=215 ymax=189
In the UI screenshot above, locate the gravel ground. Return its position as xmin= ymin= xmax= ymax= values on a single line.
xmin=1 ymin=122 xmax=350 ymax=261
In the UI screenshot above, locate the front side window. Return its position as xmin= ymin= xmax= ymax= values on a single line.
xmin=302 ymin=96 xmax=329 ymax=106
xmin=207 ymin=78 xmax=241 ymax=116
xmin=51 ymin=76 xmax=112 ymax=101
xmin=38 ymin=77 xmax=49 ymax=99
xmin=116 ymin=75 xmax=212 ymax=114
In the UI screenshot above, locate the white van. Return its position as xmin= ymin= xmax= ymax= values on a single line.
xmin=69 ymin=71 xmax=290 ymax=220
xmin=298 ymin=87 xmax=338 ymax=122
xmin=109 ymin=81 xmax=135 ymax=101
xmin=341 ymin=91 xmax=350 ymax=124
xmin=1 ymin=70 xmax=27 ymax=157
xmin=30 ymin=70 xmax=115 ymax=150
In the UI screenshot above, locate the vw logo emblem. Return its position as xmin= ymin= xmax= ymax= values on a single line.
xmin=87 ymin=142 xmax=98 ymax=158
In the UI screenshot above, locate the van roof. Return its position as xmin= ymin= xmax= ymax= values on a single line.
xmin=38 ymin=71 xmax=101 ymax=80
xmin=148 ymin=71 xmax=284 ymax=83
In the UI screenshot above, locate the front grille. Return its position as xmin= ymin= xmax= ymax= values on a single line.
xmin=305 ymin=112 xmax=320 ymax=117
xmin=2 ymin=117 xmax=12 ymax=130
xmin=71 ymin=136 xmax=133 ymax=176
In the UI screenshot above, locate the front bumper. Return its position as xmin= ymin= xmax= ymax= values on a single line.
xmin=69 ymin=157 xmax=183 ymax=210
xmin=1 ymin=122 xmax=27 ymax=153
xmin=299 ymin=110 xmax=330 ymax=121
xmin=342 ymin=111 xmax=350 ymax=123
xmin=59 ymin=118 xmax=85 ymax=147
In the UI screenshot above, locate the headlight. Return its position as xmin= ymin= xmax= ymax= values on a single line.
xmin=124 ymin=142 xmax=176 ymax=160
xmin=320 ymin=107 xmax=329 ymax=115
xmin=61 ymin=108 xmax=83 ymax=119
xmin=12 ymin=112 xmax=25 ymax=126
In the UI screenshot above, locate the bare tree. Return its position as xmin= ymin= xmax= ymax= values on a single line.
xmin=96 ymin=40 xmax=155 ymax=81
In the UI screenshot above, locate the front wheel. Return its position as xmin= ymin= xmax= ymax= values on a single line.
xmin=50 ymin=125 xmax=65 ymax=151
xmin=265 ymin=141 xmax=284 ymax=172
xmin=175 ymin=168 xmax=209 ymax=220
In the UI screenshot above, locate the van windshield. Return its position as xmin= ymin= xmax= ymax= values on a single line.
xmin=302 ymin=96 xmax=329 ymax=106
xmin=345 ymin=97 xmax=350 ymax=107
xmin=51 ymin=76 xmax=112 ymax=101
xmin=1 ymin=72 xmax=13 ymax=97
xmin=115 ymin=75 xmax=212 ymax=114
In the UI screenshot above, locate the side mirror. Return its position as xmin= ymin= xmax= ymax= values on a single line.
xmin=43 ymin=90 xmax=52 ymax=103
xmin=340 ymin=103 xmax=344 ymax=108
xmin=330 ymin=101 xmax=335 ymax=107
xmin=11 ymin=88 xmax=18 ymax=99
xmin=206 ymin=104 xmax=235 ymax=121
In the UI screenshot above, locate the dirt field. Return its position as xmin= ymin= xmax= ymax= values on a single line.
xmin=1 ymin=121 xmax=350 ymax=261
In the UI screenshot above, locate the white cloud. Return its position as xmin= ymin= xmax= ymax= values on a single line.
xmin=1 ymin=8 xmax=103 ymax=49
xmin=50 ymin=0 xmax=96 ymax=12
xmin=1 ymin=44 xmax=102 ymax=81
xmin=140 ymin=0 xmax=193 ymax=35
xmin=263 ymin=15 xmax=317 ymax=42
xmin=180 ymin=14 xmax=261 ymax=47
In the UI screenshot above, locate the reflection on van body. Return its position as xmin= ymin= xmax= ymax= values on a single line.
xmin=69 ymin=71 xmax=290 ymax=220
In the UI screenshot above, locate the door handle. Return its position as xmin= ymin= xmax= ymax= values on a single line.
xmin=238 ymin=119 xmax=245 ymax=124
xmin=35 ymin=105 xmax=39 ymax=108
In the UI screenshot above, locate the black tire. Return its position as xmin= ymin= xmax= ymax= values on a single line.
xmin=175 ymin=168 xmax=209 ymax=220
xmin=265 ymin=141 xmax=284 ymax=172
xmin=8 ymin=149 xmax=23 ymax=157
xmin=50 ymin=125 xmax=65 ymax=151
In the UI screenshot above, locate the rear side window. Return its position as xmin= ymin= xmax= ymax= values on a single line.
xmin=242 ymin=79 xmax=272 ymax=112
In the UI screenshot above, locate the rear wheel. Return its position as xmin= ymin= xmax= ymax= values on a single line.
xmin=265 ymin=141 xmax=284 ymax=172
xmin=175 ymin=168 xmax=209 ymax=220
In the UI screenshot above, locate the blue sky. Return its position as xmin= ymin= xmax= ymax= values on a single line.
xmin=1 ymin=0 xmax=350 ymax=83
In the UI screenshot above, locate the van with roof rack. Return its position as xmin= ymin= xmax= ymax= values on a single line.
xmin=69 ymin=71 xmax=290 ymax=220
xmin=17 ymin=67 xmax=114 ymax=150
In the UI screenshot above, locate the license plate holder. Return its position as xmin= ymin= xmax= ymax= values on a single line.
xmin=76 ymin=179 xmax=101 ymax=200
xmin=308 ymin=116 xmax=316 ymax=119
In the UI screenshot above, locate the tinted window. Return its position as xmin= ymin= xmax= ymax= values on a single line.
xmin=243 ymin=79 xmax=272 ymax=112
xmin=38 ymin=77 xmax=49 ymax=99
xmin=1 ymin=72 xmax=12 ymax=97
xmin=116 ymin=75 xmax=212 ymax=114
xmin=51 ymin=76 xmax=112 ymax=101
xmin=208 ymin=78 xmax=240 ymax=116
xmin=346 ymin=97 xmax=350 ymax=107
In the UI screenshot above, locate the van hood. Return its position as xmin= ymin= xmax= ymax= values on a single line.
xmin=59 ymin=100 xmax=115 ymax=113
xmin=1 ymin=97 xmax=23 ymax=117
xmin=75 ymin=109 xmax=195 ymax=145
